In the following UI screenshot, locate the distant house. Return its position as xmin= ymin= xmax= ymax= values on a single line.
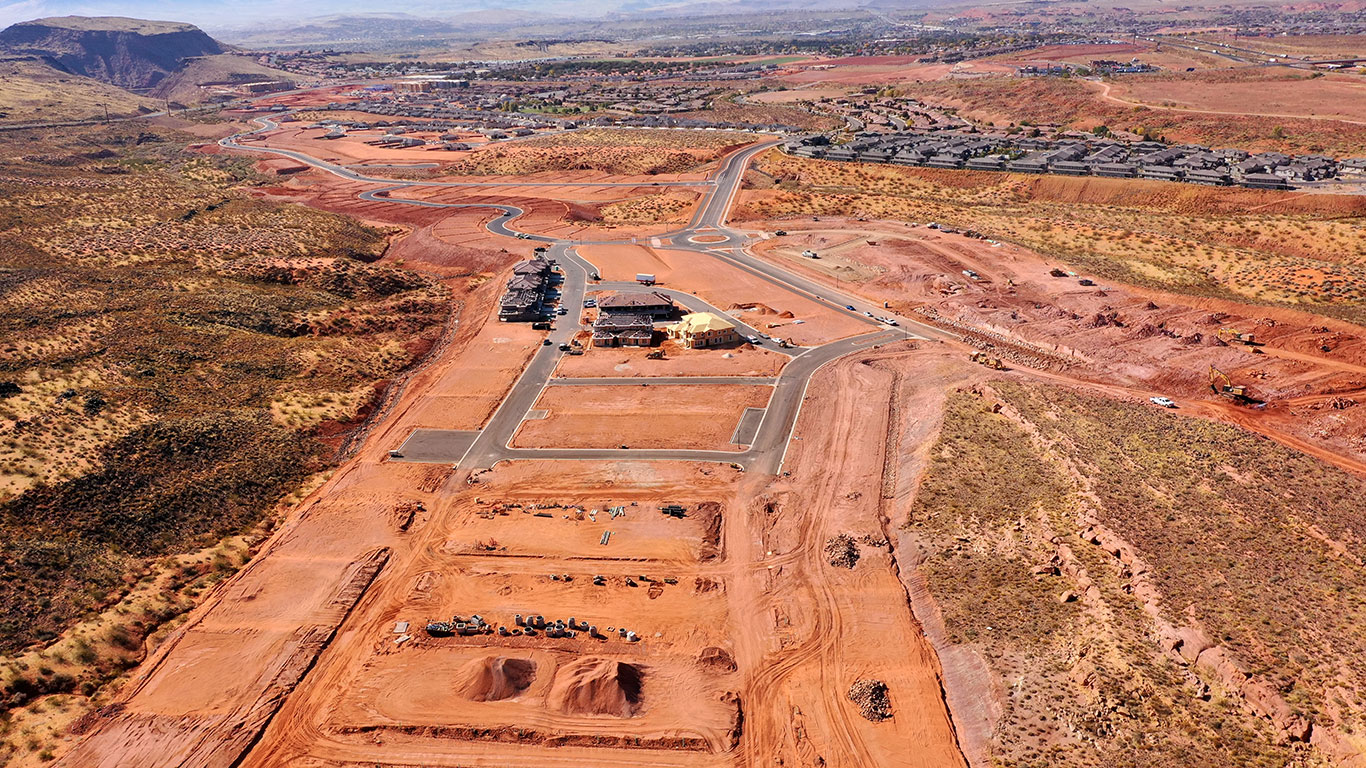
xmin=965 ymin=156 xmax=1006 ymax=171
xmin=1093 ymin=163 xmax=1137 ymax=178
xmin=666 ymin=312 xmax=739 ymax=349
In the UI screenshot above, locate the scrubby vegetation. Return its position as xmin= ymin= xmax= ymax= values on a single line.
xmin=439 ymin=128 xmax=761 ymax=177
xmin=599 ymin=190 xmax=696 ymax=224
xmin=908 ymin=385 xmax=1306 ymax=767
xmin=999 ymin=382 xmax=1366 ymax=736
xmin=744 ymin=151 xmax=1366 ymax=325
xmin=0 ymin=121 xmax=450 ymax=742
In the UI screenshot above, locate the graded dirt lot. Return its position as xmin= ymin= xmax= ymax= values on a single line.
xmin=512 ymin=384 xmax=772 ymax=450
xmin=1104 ymin=70 xmax=1366 ymax=123
xmin=554 ymin=342 xmax=787 ymax=378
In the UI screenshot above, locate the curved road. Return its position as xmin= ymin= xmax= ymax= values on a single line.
xmin=221 ymin=118 xmax=938 ymax=475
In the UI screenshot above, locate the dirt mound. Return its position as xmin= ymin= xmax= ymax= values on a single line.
xmin=455 ymin=656 xmax=536 ymax=702
xmin=547 ymin=658 xmax=644 ymax=717
xmin=730 ymin=302 xmax=777 ymax=314
xmin=698 ymin=646 xmax=737 ymax=673
xmin=696 ymin=501 xmax=723 ymax=561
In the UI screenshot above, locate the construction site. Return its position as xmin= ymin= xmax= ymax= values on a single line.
xmin=46 ymin=83 xmax=1366 ymax=768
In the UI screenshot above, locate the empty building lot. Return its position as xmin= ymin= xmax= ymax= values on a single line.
xmin=511 ymin=384 xmax=772 ymax=450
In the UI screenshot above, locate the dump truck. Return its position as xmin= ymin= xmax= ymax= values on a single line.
xmin=646 ymin=349 xmax=666 ymax=360
xmin=1218 ymin=327 xmax=1257 ymax=345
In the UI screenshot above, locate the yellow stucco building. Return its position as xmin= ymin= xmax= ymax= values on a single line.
xmin=666 ymin=312 xmax=740 ymax=349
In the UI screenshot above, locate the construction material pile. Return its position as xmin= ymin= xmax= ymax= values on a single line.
xmin=847 ymin=679 xmax=893 ymax=721
xmin=548 ymin=658 xmax=644 ymax=717
xmin=824 ymin=533 xmax=859 ymax=569
xmin=457 ymin=656 xmax=536 ymax=701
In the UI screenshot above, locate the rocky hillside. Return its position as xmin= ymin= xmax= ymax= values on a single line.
xmin=0 ymin=16 xmax=224 ymax=91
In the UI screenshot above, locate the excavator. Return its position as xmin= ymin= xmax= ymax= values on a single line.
xmin=1208 ymin=364 xmax=1252 ymax=402
xmin=1217 ymin=327 xmax=1257 ymax=346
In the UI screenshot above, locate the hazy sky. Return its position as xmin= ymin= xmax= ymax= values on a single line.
xmin=0 ymin=0 xmax=503 ymax=31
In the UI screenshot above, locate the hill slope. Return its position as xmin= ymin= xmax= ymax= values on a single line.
xmin=151 ymin=53 xmax=294 ymax=103
xmin=0 ymin=16 xmax=224 ymax=90
xmin=0 ymin=55 xmax=156 ymax=124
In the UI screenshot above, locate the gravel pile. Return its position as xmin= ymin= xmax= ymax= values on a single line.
xmin=824 ymin=533 xmax=859 ymax=569
xmin=848 ymin=679 xmax=892 ymax=721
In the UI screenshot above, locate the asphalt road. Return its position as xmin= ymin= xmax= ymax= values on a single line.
xmin=222 ymin=118 xmax=935 ymax=474
xmin=548 ymin=377 xmax=778 ymax=386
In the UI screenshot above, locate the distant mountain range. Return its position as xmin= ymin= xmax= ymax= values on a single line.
xmin=211 ymin=2 xmax=877 ymax=46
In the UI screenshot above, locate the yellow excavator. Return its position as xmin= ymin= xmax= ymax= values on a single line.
xmin=1217 ymin=327 xmax=1257 ymax=346
xmin=1208 ymin=365 xmax=1250 ymax=402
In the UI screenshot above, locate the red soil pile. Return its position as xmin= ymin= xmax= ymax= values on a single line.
xmin=455 ymin=656 xmax=537 ymax=702
xmin=547 ymin=658 xmax=644 ymax=717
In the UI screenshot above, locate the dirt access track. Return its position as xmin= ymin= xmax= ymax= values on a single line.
xmin=54 ymin=107 xmax=1366 ymax=768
